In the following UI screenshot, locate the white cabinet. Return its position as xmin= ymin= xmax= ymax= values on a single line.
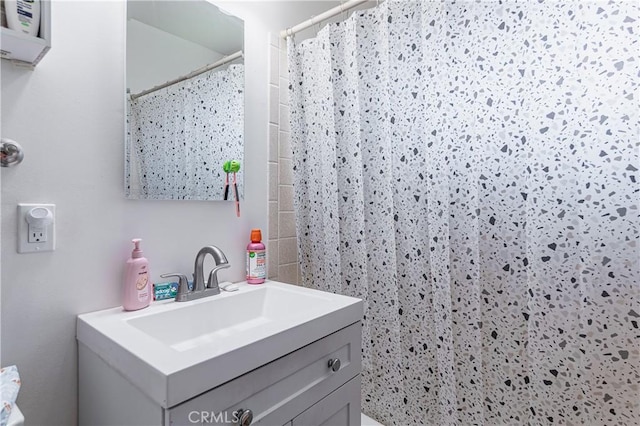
xmin=0 ymin=0 xmax=51 ymax=67
xmin=79 ymin=322 xmax=362 ymax=426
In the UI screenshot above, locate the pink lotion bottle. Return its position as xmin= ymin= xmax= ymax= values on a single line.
xmin=246 ymin=229 xmax=266 ymax=284
xmin=123 ymin=238 xmax=151 ymax=311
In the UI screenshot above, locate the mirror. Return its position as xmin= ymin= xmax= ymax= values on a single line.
xmin=125 ymin=0 xmax=244 ymax=201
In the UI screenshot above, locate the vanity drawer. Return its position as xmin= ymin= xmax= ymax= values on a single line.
xmin=167 ymin=321 xmax=361 ymax=426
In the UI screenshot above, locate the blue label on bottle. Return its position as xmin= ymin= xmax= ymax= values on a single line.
xmin=17 ymin=9 xmax=33 ymax=19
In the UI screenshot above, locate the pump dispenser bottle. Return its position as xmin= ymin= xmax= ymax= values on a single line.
xmin=123 ymin=238 xmax=150 ymax=311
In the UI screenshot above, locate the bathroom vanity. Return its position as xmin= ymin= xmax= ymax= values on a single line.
xmin=77 ymin=281 xmax=363 ymax=425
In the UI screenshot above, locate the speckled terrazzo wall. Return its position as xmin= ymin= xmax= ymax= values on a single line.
xmin=288 ymin=1 xmax=639 ymax=424
xmin=126 ymin=64 xmax=244 ymax=200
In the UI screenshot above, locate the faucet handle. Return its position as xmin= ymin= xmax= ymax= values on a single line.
xmin=207 ymin=263 xmax=231 ymax=291
xmin=160 ymin=273 xmax=189 ymax=300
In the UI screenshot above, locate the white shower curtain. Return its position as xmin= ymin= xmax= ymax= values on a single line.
xmin=127 ymin=64 xmax=244 ymax=200
xmin=288 ymin=1 xmax=638 ymax=425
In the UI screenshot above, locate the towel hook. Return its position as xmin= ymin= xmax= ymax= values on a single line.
xmin=1 ymin=138 xmax=24 ymax=167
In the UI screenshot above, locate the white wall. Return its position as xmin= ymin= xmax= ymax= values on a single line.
xmin=0 ymin=1 xmax=342 ymax=424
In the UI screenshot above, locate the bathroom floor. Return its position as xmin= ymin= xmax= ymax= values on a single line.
xmin=361 ymin=413 xmax=384 ymax=425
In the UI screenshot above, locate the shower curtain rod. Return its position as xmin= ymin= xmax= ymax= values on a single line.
xmin=129 ymin=50 xmax=243 ymax=100
xmin=280 ymin=0 xmax=370 ymax=38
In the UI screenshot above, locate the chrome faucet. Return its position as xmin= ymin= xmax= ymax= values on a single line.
xmin=193 ymin=245 xmax=230 ymax=293
xmin=161 ymin=245 xmax=230 ymax=302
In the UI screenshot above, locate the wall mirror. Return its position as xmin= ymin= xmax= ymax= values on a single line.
xmin=125 ymin=0 xmax=244 ymax=200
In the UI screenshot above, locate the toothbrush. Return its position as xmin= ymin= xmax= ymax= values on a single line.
xmin=222 ymin=164 xmax=230 ymax=200
xmin=230 ymin=160 xmax=241 ymax=217
xmin=222 ymin=160 xmax=241 ymax=217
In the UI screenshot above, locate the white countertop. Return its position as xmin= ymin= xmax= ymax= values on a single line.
xmin=77 ymin=280 xmax=362 ymax=408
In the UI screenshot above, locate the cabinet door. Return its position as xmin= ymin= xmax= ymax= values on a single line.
xmin=293 ymin=375 xmax=361 ymax=426
xmin=168 ymin=323 xmax=361 ymax=426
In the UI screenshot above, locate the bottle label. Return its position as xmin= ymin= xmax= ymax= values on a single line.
xmin=136 ymin=271 xmax=149 ymax=302
xmin=247 ymin=249 xmax=266 ymax=280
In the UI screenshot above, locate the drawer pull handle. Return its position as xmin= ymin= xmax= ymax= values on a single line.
xmin=236 ymin=408 xmax=253 ymax=426
xmin=328 ymin=358 xmax=341 ymax=372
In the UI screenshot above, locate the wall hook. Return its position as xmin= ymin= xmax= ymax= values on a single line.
xmin=1 ymin=138 xmax=24 ymax=167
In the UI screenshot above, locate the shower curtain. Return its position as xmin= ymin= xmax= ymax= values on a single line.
xmin=127 ymin=64 xmax=244 ymax=200
xmin=287 ymin=1 xmax=638 ymax=425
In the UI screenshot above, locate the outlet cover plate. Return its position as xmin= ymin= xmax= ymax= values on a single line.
xmin=17 ymin=203 xmax=56 ymax=253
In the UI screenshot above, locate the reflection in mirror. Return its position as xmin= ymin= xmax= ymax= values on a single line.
xmin=125 ymin=1 xmax=244 ymax=200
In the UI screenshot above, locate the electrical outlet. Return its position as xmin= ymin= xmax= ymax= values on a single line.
xmin=28 ymin=230 xmax=47 ymax=243
xmin=17 ymin=203 xmax=56 ymax=253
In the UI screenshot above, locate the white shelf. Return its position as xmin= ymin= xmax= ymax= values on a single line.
xmin=0 ymin=0 xmax=51 ymax=67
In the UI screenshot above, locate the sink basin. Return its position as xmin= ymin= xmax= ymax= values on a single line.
xmin=77 ymin=280 xmax=362 ymax=408
xmin=127 ymin=285 xmax=338 ymax=352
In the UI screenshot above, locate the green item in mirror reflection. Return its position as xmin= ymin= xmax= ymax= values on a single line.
xmin=223 ymin=160 xmax=241 ymax=173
